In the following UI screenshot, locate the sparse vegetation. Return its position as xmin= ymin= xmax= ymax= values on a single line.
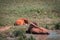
xmin=0 ymin=0 xmax=60 ymax=27
xmin=27 ymin=36 xmax=36 ymax=40
xmin=11 ymin=29 xmax=36 ymax=40
xmin=13 ymin=30 xmax=25 ymax=37
xmin=45 ymin=25 xmax=49 ymax=29
xmin=0 ymin=23 xmax=5 ymax=26
xmin=0 ymin=33 xmax=7 ymax=40
xmin=54 ymin=22 xmax=60 ymax=30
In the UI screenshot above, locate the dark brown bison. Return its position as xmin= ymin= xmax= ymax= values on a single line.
xmin=26 ymin=22 xmax=49 ymax=35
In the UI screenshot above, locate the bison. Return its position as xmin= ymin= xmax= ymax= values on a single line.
xmin=26 ymin=22 xmax=49 ymax=35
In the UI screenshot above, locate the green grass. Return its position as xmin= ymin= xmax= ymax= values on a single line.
xmin=0 ymin=0 xmax=60 ymax=28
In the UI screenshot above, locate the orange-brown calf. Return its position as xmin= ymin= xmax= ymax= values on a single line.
xmin=14 ymin=18 xmax=28 ymax=26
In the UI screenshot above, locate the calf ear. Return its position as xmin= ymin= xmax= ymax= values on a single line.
xmin=24 ymin=20 xmax=29 ymax=24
